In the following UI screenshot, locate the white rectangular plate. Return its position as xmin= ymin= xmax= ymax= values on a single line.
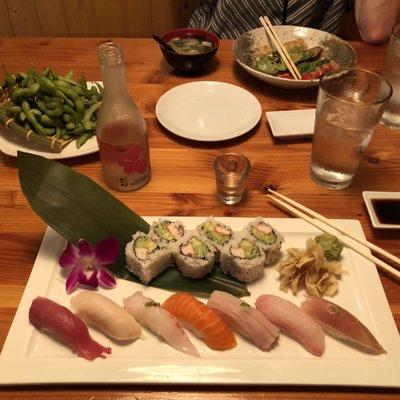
xmin=266 ymin=109 xmax=315 ymax=139
xmin=1 ymin=217 xmax=399 ymax=387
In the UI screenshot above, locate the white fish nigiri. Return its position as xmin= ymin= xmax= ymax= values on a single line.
xmin=256 ymin=294 xmax=325 ymax=356
xmin=301 ymin=296 xmax=386 ymax=354
xmin=71 ymin=292 xmax=141 ymax=341
xmin=123 ymin=291 xmax=200 ymax=358
xmin=207 ymin=291 xmax=279 ymax=351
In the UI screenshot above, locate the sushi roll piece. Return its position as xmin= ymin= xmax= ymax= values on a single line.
xmin=125 ymin=232 xmax=173 ymax=284
xmin=196 ymin=217 xmax=233 ymax=261
xmin=220 ymin=235 xmax=265 ymax=283
xmin=173 ymin=231 xmax=215 ymax=279
xmin=149 ymin=219 xmax=185 ymax=249
xmin=243 ymin=218 xmax=283 ymax=265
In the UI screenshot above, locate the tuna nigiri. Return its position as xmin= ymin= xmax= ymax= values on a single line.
xmin=123 ymin=291 xmax=200 ymax=358
xmin=207 ymin=290 xmax=279 ymax=351
xmin=301 ymin=296 xmax=386 ymax=354
xmin=71 ymin=292 xmax=142 ymax=341
xmin=29 ymin=297 xmax=111 ymax=361
xmin=256 ymin=294 xmax=325 ymax=356
xmin=163 ymin=292 xmax=237 ymax=350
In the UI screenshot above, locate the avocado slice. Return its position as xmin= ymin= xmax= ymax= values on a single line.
xmin=239 ymin=239 xmax=261 ymax=259
xmin=201 ymin=221 xmax=231 ymax=245
xmin=190 ymin=236 xmax=209 ymax=259
xmin=154 ymin=221 xmax=174 ymax=241
xmin=134 ymin=236 xmax=157 ymax=253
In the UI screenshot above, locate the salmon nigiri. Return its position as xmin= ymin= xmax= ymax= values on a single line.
xmin=163 ymin=292 xmax=237 ymax=350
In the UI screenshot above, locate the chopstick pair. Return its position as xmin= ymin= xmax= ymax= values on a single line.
xmin=258 ymin=16 xmax=302 ymax=80
xmin=267 ymin=189 xmax=400 ymax=280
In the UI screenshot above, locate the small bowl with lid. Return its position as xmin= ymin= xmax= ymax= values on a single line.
xmin=159 ymin=28 xmax=219 ymax=72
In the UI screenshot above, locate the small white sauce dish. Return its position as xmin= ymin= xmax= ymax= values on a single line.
xmin=362 ymin=191 xmax=400 ymax=229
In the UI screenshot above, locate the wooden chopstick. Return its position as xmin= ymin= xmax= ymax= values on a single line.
xmin=258 ymin=16 xmax=301 ymax=80
xmin=259 ymin=16 xmax=302 ymax=80
xmin=266 ymin=193 xmax=400 ymax=280
xmin=263 ymin=16 xmax=302 ymax=79
xmin=268 ymin=189 xmax=400 ymax=267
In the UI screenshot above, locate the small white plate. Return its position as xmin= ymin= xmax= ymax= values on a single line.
xmin=155 ymin=81 xmax=262 ymax=141
xmin=266 ymin=109 xmax=315 ymax=139
xmin=363 ymin=191 xmax=400 ymax=229
xmin=0 ymin=82 xmax=100 ymax=160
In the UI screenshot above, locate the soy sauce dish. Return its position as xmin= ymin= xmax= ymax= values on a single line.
xmin=159 ymin=28 xmax=219 ymax=72
xmin=363 ymin=191 xmax=400 ymax=229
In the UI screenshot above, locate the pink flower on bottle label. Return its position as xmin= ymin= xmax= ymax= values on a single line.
xmin=117 ymin=145 xmax=147 ymax=175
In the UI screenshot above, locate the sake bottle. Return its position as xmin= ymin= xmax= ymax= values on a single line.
xmin=96 ymin=41 xmax=151 ymax=191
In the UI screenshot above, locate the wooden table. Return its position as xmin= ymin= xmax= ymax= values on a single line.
xmin=0 ymin=37 xmax=399 ymax=399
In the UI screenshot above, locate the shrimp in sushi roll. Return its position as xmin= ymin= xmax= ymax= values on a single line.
xmin=220 ymin=235 xmax=265 ymax=282
xmin=173 ymin=232 xmax=215 ymax=278
xmin=243 ymin=218 xmax=283 ymax=265
xmin=196 ymin=217 xmax=233 ymax=261
xmin=125 ymin=232 xmax=173 ymax=284
xmin=150 ymin=219 xmax=185 ymax=249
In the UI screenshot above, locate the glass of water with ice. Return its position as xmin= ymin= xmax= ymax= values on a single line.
xmin=381 ymin=25 xmax=400 ymax=128
xmin=310 ymin=69 xmax=392 ymax=189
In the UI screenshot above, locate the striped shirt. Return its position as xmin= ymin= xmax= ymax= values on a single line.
xmin=189 ymin=0 xmax=353 ymax=39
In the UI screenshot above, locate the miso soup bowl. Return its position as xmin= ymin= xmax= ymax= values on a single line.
xmin=160 ymin=28 xmax=219 ymax=72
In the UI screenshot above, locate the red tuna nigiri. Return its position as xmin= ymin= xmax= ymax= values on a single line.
xmin=29 ymin=297 xmax=111 ymax=361
xmin=163 ymin=292 xmax=237 ymax=350
xmin=301 ymin=296 xmax=386 ymax=354
xmin=256 ymin=294 xmax=325 ymax=356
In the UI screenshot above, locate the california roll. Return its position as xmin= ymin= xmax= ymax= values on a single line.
xmin=150 ymin=219 xmax=185 ymax=249
xmin=196 ymin=217 xmax=233 ymax=261
xmin=243 ymin=218 xmax=283 ymax=265
xmin=125 ymin=232 xmax=173 ymax=284
xmin=220 ymin=235 xmax=265 ymax=282
xmin=173 ymin=232 xmax=215 ymax=278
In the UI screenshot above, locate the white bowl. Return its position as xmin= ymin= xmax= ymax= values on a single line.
xmin=233 ymin=26 xmax=356 ymax=89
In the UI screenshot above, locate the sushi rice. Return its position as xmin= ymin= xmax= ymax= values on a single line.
xmin=125 ymin=232 xmax=173 ymax=284
xmin=220 ymin=234 xmax=265 ymax=282
xmin=243 ymin=217 xmax=283 ymax=265
xmin=173 ymin=231 xmax=215 ymax=278
xmin=196 ymin=217 xmax=233 ymax=261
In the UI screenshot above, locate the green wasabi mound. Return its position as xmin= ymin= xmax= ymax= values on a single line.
xmin=315 ymin=233 xmax=343 ymax=260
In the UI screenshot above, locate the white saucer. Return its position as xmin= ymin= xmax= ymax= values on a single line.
xmin=155 ymin=81 xmax=262 ymax=141
xmin=266 ymin=109 xmax=316 ymax=139
xmin=362 ymin=191 xmax=400 ymax=229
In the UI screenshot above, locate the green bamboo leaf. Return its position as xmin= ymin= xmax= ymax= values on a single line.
xmin=17 ymin=151 xmax=249 ymax=297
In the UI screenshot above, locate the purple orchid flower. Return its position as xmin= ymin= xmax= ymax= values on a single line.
xmin=59 ymin=237 xmax=119 ymax=294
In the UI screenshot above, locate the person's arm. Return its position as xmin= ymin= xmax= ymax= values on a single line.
xmin=355 ymin=0 xmax=400 ymax=44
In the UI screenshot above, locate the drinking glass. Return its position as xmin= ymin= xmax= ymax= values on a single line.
xmin=214 ymin=153 xmax=251 ymax=205
xmin=381 ymin=25 xmax=400 ymax=128
xmin=310 ymin=69 xmax=392 ymax=189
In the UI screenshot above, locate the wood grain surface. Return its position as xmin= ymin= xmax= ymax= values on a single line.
xmin=0 ymin=37 xmax=399 ymax=399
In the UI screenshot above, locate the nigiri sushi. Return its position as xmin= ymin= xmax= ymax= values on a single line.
xmin=163 ymin=292 xmax=237 ymax=351
xmin=71 ymin=292 xmax=142 ymax=341
xmin=207 ymin=290 xmax=279 ymax=351
xmin=29 ymin=297 xmax=111 ymax=361
xmin=301 ymin=296 xmax=386 ymax=354
xmin=256 ymin=294 xmax=325 ymax=356
xmin=123 ymin=291 xmax=200 ymax=358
